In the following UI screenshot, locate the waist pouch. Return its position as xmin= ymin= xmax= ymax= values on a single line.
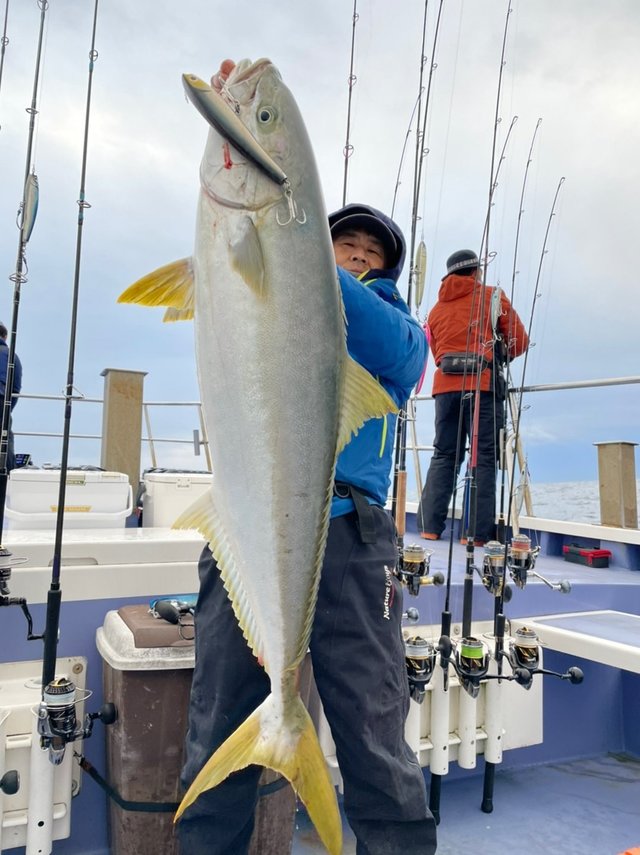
xmin=439 ymin=352 xmax=487 ymax=375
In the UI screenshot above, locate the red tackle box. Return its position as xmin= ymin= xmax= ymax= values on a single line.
xmin=562 ymin=544 xmax=612 ymax=568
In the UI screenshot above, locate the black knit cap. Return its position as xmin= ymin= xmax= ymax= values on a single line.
xmin=329 ymin=205 xmax=401 ymax=270
xmin=446 ymin=249 xmax=479 ymax=275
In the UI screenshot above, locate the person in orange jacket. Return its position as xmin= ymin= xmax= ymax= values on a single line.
xmin=417 ymin=249 xmax=529 ymax=544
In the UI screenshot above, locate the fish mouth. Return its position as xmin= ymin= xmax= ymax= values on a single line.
xmin=182 ymin=72 xmax=287 ymax=187
xmin=225 ymin=58 xmax=275 ymax=98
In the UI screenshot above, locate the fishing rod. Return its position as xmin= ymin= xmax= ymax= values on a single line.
xmin=458 ymin=114 xmax=518 ymax=637
xmin=479 ymin=175 xmax=582 ymax=816
xmin=341 ymin=0 xmax=358 ymax=207
xmin=0 ymin=0 xmax=10 ymax=126
xmin=428 ymin=1 xmax=515 ymax=821
xmin=0 ymin=0 xmax=48 ymax=534
xmin=390 ymin=92 xmax=422 ymax=222
xmin=0 ymin=1 xmax=47 ymax=644
xmin=462 ymin=0 xmax=513 ymax=546
xmin=495 ymin=118 xmax=542 ymax=543
xmin=39 ymin=0 xmax=98 ymax=691
xmin=28 ymin=9 xmax=116 ymax=815
xmin=390 ymin=0 xmax=430 ymax=559
xmin=392 ymin=0 xmax=444 ymax=574
xmin=459 ymin=0 xmax=517 ymax=637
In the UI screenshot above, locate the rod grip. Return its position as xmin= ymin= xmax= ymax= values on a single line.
xmin=395 ymin=470 xmax=407 ymax=537
xmin=42 ymin=588 xmax=62 ymax=688
xmin=428 ymin=772 xmax=442 ymax=825
xmin=481 ymin=760 xmax=496 ymax=813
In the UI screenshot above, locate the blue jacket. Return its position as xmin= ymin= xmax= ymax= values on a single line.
xmin=331 ymin=268 xmax=427 ymax=517
xmin=0 ymin=341 xmax=22 ymax=410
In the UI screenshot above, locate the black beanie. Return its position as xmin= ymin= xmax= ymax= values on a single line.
xmin=446 ymin=249 xmax=479 ymax=275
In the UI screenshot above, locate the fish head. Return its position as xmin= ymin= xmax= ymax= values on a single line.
xmin=190 ymin=58 xmax=311 ymax=212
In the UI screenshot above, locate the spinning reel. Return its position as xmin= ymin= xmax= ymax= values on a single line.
xmin=396 ymin=544 xmax=444 ymax=597
xmin=37 ymin=676 xmax=117 ymax=764
xmin=404 ymin=636 xmax=437 ymax=703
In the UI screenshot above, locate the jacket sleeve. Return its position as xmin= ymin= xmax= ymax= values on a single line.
xmin=498 ymin=293 xmax=529 ymax=358
xmin=338 ymin=267 xmax=427 ymax=393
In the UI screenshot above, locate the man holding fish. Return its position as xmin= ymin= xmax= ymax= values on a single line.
xmin=120 ymin=57 xmax=436 ymax=854
xmin=177 ymin=200 xmax=437 ymax=855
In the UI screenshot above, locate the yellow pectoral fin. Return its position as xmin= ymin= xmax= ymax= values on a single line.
xmin=118 ymin=258 xmax=194 ymax=317
xmin=337 ymin=356 xmax=399 ymax=454
xmin=174 ymin=694 xmax=342 ymax=855
xmin=163 ymin=305 xmax=194 ymax=323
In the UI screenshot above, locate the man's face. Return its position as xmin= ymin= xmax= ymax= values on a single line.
xmin=332 ymin=228 xmax=387 ymax=276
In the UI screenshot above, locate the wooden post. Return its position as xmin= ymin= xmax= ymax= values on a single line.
xmin=100 ymin=368 xmax=147 ymax=495
xmin=594 ymin=441 xmax=638 ymax=528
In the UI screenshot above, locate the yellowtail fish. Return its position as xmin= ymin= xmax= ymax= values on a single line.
xmin=119 ymin=58 xmax=398 ymax=855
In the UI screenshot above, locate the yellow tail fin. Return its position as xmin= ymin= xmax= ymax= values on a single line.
xmin=175 ymin=692 xmax=342 ymax=855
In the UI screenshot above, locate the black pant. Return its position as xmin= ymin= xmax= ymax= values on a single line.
xmin=417 ymin=390 xmax=504 ymax=542
xmin=178 ymin=508 xmax=437 ymax=854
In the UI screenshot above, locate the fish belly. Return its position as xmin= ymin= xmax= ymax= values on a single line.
xmin=194 ymin=201 xmax=343 ymax=677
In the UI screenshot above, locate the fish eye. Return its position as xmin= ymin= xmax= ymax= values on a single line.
xmin=258 ymin=106 xmax=276 ymax=124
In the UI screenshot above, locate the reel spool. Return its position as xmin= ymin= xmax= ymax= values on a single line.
xmin=396 ymin=544 xmax=443 ymax=597
xmin=508 ymin=626 xmax=540 ymax=689
xmin=455 ymin=636 xmax=489 ymax=699
xmin=480 ymin=541 xmax=511 ymax=601
xmin=507 ymin=534 xmax=539 ymax=589
xmin=405 ymin=635 xmax=437 ymax=704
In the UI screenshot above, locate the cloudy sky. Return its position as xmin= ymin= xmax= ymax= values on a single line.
xmin=0 ymin=0 xmax=638 ymax=490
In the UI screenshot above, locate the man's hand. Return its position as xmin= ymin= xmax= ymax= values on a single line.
xmin=211 ymin=59 xmax=235 ymax=92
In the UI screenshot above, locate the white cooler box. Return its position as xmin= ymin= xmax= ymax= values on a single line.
xmin=4 ymin=468 xmax=132 ymax=530
xmin=142 ymin=471 xmax=213 ymax=528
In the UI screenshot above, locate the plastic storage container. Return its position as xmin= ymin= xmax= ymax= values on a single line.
xmin=96 ymin=605 xmax=195 ymax=855
xmin=4 ymin=468 xmax=132 ymax=530
xmin=96 ymin=606 xmax=302 ymax=854
xmin=141 ymin=470 xmax=212 ymax=527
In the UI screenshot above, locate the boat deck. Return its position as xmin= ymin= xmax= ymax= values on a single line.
xmin=290 ymin=519 xmax=640 ymax=855
xmin=293 ymin=752 xmax=640 ymax=855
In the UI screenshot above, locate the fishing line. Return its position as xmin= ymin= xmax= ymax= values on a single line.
xmin=341 ymin=0 xmax=359 ymax=206
xmin=41 ymin=0 xmax=100 ymax=689
xmin=0 ymin=0 xmax=50 ymax=537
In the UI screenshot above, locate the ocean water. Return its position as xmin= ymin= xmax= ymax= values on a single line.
xmin=525 ymin=480 xmax=640 ymax=524
xmin=407 ymin=479 xmax=640 ymax=526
